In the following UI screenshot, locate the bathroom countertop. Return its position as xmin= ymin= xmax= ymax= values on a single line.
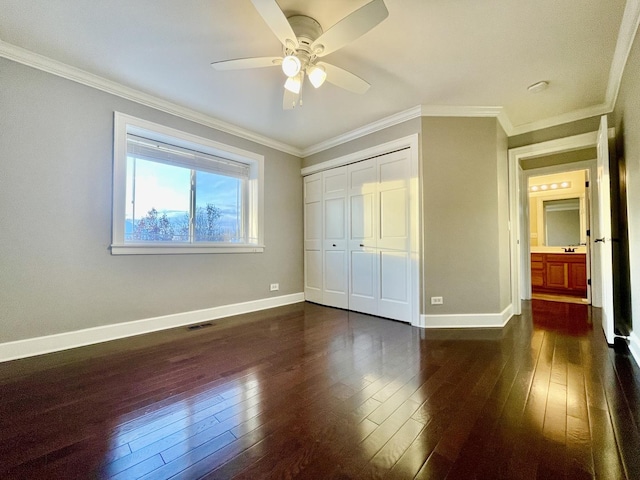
xmin=530 ymin=246 xmax=587 ymax=254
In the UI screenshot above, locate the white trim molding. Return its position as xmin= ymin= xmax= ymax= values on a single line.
xmin=302 ymin=106 xmax=423 ymax=157
xmin=606 ymin=0 xmax=640 ymax=108
xmin=302 ymin=105 xmax=510 ymax=157
xmin=629 ymin=330 xmax=640 ymax=369
xmin=507 ymin=104 xmax=610 ymax=137
xmin=0 ymin=293 xmax=304 ymax=363
xmin=2 ymin=0 xmax=639 ymax=157
xmin=508 ymin=128 xmax=613 ymax=314
xmin=301 ymin=134 xmax=419 ymax=176
xmin=417 ymin=305 xmax=513 ymax=329
xmin=0 ymin=40 xmax=302 ymax=157
xmin=111 ymin=112 xmax=265 ymax=255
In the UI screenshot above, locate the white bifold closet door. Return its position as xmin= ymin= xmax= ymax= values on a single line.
xmin=322 ymin=167 xmax=349 ymax=309
xmin=303 ymin=173 xmax=323 ymax=304
xmin=304 ymin=148 xmax=412 ymax=323
xmin=348 ymin=150 xmax=411 ymax=321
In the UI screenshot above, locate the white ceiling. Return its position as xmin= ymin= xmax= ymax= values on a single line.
xmin=0 ymin=0 xmax=632 ymax=154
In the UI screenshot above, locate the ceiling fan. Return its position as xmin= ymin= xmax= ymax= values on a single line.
xmin=211 ymin=0 xmax=389 ymax=109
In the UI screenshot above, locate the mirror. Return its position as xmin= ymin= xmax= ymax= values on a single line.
xmin=528 ymin=170 xmax=587 ymax=249
xmin=543 ymin=198 xmax=581 ymax=246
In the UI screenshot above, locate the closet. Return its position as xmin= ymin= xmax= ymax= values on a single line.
xmin=303 ymin=148 xmax=413 ymax=323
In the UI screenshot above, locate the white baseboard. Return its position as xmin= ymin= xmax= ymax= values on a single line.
xmin=0 ymin=293 xmax=305 ymax=363
xmin=417 ymin=304 xmax=513 ymax=329
xmin=629 ymin=330 xmax=640 ymax=369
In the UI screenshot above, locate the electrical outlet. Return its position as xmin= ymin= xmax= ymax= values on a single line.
xmin=431 ymin=296 xmax=443 ymax=305
xmin=270 ymin=283 xmax=279 ymax=291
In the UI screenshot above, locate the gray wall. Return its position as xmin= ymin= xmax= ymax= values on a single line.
xmin=521 ymin=147 xmax=597 ymax=170
xmin=508 ymin=116 xmax=602 ymax=149
xmin=497 ymin=125 xmax=511 ymax=309
xmin=302 ymin=118 xmax=421 ymax=168
xmin=613 ymin=29 xmax=640 ymax=333
xmin=303 ymin=115 xmax=511 ymax=317
xmin=422 ymin=117 xmax=510 ymax=315
xmin=0 ymin=59 xmax=303 ymax=343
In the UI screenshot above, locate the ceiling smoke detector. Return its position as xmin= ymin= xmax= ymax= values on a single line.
xmin=527 ymin=81 xmax=549 ymax=93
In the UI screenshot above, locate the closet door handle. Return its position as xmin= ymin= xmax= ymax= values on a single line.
xmin=360 ymin=244 xmax=364 ymax=247
xmin=332 ymin=243 xmax=336 ymax=247
xmin=595 ymin=238 xmax=605 ymax=243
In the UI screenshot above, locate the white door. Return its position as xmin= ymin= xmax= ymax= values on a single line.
xmin=583 ymin=170 xmax=592 ymax=304
xmin=596 ymin=115 xmax=615 ymax=344
xmin=323 ymin=167 xmax=349 ymax=309
xmin=348 ymin=159 xmax=378 ymax=315
xmin=304 ymin=173 xmax=323 ymax=303
xmin=376 ymin=150 xmax=411 ymax=322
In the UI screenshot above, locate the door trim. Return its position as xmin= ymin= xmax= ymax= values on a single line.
xmin=301 ymin=134 xmax=420 ymax=326
xmin=508 ymin=129 xmax=613 ymax=315
xmin=521 ymin=162 xmax=596 ymax=304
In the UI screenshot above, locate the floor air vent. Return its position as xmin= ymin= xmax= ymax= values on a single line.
xmin=187 ymin=322 xmax=213 ymax=331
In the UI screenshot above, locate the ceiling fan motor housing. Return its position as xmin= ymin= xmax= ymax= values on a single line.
xmin=286 ymin=15 xmax=324 ymax=63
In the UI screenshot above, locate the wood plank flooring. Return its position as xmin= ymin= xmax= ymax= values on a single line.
xmin=1 ymin=300 xmax=639 ymax=479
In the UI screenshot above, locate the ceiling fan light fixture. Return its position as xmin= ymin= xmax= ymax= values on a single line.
xmin=284 ymin=74 xmax=302 ymax=94
xmin=308 ymin=64 xmax=327 ymax=88
xmin=281 ymin=55 xmax=301 ymax=77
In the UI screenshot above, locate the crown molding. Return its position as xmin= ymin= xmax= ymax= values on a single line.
xmin=606 ymin=0 xmax=640 ymax=108
xmin=420 ymin=105 xmax=513 ymax=135
xmin=419 ymin=105 xmax=504 ymax=117
xmin=304 ymin=0 xmax=640 ymax=153
xmin=302 ymin=105 xmax=512 ymax=157
xmin=0 ymin=40 xmax=303 ymax=157
xmin=4 ymin=0 xmax=640 ymax=159
xmin=301 ymin=105 xmax=423 ymax=157
xmin=508 ymin=0 xmax=640 ymax=137
xmin=507 ymin=103 xmax=611 ymax=137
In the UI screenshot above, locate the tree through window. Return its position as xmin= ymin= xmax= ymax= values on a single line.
xmin=112 ymin=113 xmax=264 ymax=254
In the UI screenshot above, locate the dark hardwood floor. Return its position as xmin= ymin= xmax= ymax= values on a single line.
xmin=1 ymin=300 xmax=639 ymax=479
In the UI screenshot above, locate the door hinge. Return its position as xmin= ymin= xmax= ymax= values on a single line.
xmin=586 ymin=229 xmax=590 ymax=237
xmin=587 ymin=279 xmax=591 ymax=286
xmin=585 ymin=181 xmax=590 ymax=188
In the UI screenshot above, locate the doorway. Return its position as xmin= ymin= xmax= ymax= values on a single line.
xmin=526 ymin=168 xmax=591 ymax=305
xmin=508 ymin=130 xmax=606 ymax=316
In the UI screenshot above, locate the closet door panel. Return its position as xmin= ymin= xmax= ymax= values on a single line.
xmin=349 ymin=249 xmax=378 ymax=315
xmin=324 ymin=250 xmax=348 ymax=308
xmin=304 ymin=173 xmax=323 ymax=302
xmin=324 ymin=197 xmax=346 ymax=241
xmin=377 ymin=151 xmax=410 ymax=252
xmin=378 ymin=249 xmax=411 ymax=322
xmin=348 ymin=159 xmax=378 ymax=314
xmin=304 ymin=201 xmax=322 ymax=251
xmin=305 ymin=250 xmax=323 ymax=303
xmin=350 ymin=194 xmax=374 ymax=242
xmin=323 ymin=166 xmax=348 ymax=309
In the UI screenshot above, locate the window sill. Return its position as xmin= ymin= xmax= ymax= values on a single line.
xmin=110 ymin=243 xmax=265 ymax=255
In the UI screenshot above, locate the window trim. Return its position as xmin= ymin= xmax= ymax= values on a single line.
xmin=111 ymin=112 xmax=264 ymax=255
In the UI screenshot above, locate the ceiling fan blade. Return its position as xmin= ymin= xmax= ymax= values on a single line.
xmin=283 ymin=87 xmax=299 ymax=110
xmin=311 ymin=0 xmax=388 ymax=57
xmin=211 ymin=56 xmax=282 ymax=70
xmin=320 ymin=62 xmax=370 ymax=94
xmin=251 ymin=0 xmax=299 ymax=49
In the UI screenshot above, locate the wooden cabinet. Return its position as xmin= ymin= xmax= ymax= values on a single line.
xmin=531 ymin=253 xmax=587 ymax=297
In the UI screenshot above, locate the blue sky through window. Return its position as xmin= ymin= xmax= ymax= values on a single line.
xmin=125 ymin=157 xmax=243 ymax=241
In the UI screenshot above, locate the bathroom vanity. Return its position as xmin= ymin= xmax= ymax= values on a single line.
xmin=531 ymin=252 xmax=587 ymax=297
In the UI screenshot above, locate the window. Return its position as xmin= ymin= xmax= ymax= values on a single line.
xmin=112 ymin=113 xmax=264 ymax=254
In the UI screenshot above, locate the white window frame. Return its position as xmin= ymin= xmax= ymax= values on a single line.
xmin=111 ymin=112 xmax=264 ymax=255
